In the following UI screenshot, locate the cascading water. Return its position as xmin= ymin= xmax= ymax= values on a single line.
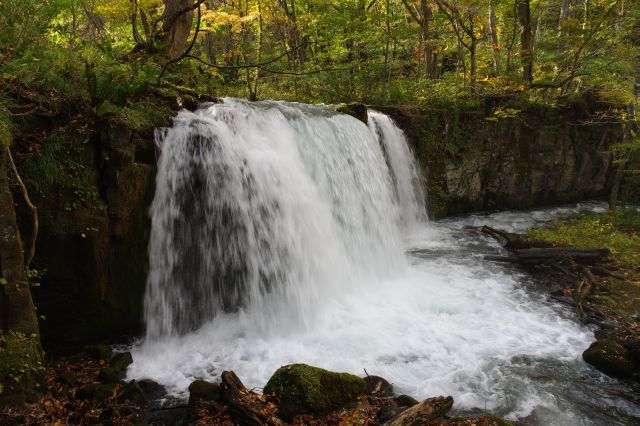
xmin=131 ymin=99 xmax=640 ymax=425
xmin=144 ymin=99 xmax=424 ymax=339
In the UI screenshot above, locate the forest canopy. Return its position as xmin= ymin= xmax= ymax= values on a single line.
xmin=0 ymin=0 xmax=638 ymax=107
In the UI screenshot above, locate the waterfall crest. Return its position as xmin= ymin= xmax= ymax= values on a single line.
xmin=145 ymin=99 xmax=426 ymax=340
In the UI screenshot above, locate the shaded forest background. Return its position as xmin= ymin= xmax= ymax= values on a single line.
xmin=0 ymin=0 xmax=639 ymax=107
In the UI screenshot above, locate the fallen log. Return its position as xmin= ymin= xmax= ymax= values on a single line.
xmin=220 ymin=371 xmax=282 ymax=426
xmin=485 ymin=248 xmax=609 ymax=265
xmin=483 ymin=255 xmax=519 ymax=263
xmin=481 ymin=225 xmax=554 ymax=249
xmin=511 ymin=248 xmax=609 ymax=265
xmin=384 ymin=396 xmax=453 ymax=426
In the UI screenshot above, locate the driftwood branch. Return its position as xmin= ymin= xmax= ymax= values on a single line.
xmin=484 ymin=248 xmax=609 ymax=265
xmin=4 ymin=146 xmax=37 ymax=269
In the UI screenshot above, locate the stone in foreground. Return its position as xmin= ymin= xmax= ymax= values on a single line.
xmin=583 ymin=339 xmax=639 ymax=380
xmin=263 ymin=363 xmax=365 ymax=421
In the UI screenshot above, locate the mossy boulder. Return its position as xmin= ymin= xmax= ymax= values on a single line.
xmin=76 ymin=383 xmax=117 ymax=401
xmin=394 ymin=394 xmax=419 ymax=408
xmin=98 ymin=352 xmax=133 ymax=383
xmin=263 ymin=364 xmax=365 ymax=421
xmin=188 ymin=379 xmax=221 ymax=404
xmin=336 ymin=103 xmax=368 ymax=124
xmin=118 ymin=380 xmax=148 ymax=406
xmin=583 ymin=339 xmax=639 ymax=380
xmin=187 ymin=379 xmax=221 ymax=421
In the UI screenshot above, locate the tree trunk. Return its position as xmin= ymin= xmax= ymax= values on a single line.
xmin=470 ymin=37 xmax=477 ymax=86
xmin=0 ymin=146 xmax=44 ymax=405
xmin=420 ymin=0 xmax=435 ymax=77
xmin=517 ymin=0 xmax=533 ymax=83
xmin=489 ymin=2 xmax=500 ymax=75
xmin=161 ymin=0 xmax=196 ymax=58
xmin=0 ymin=149 xmax=39 ymax=336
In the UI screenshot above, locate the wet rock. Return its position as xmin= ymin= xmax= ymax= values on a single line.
xmin=76 ymin=383 xmax=117 ymax=401
xmin=84 ymin=345 xmax=113 ymax=360
xmin=98 ymin=352 xmax=134 ymax=383
xmin=394 ymin=394 xmax=419 ymax=408
xmin=187 ymin=379 xmax=221 ymax=422
xmin=384 ymin=395 xmax=453 ymax=426
xmin=138 ymin=378 xmax=167 ymax=400
xmin=118 ymin=380 xmax=148 ymax=406
xmin=263 ymin=363 xmax=365 ymax=421
xmin=336 ymin=103 xmax=368 ymax=124
xmin=363 ymin=375 xmax=393 ymax=396
xmin=583 ymin=339 xmax=639 ymax=380
xmin=188 ymin=379 xmax=221 ymax=405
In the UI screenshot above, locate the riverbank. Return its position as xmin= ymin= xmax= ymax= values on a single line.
xmin=0 ymin=350 xmax=513 ymax=426
xmin=485 ymin=207 xmax=640 ymax=381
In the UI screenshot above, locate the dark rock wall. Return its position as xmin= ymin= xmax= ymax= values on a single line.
xmin=20 ymin=98 xmax=624 ymax=349
xmin=376 ymin=100 xmax=622 ymax=218
xmin=26 ymin=121 xmax=156 ymax=351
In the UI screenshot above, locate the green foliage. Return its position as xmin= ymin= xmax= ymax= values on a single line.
xmin=0 ymin=331 xmax=44 ymax=398
xmin=20 ymin=130 xmax=105 ymax=211
xmin=526 ymin=209 xmax=640 ymax=269
xmin=0 ymin=99 xmax=12 ymax=147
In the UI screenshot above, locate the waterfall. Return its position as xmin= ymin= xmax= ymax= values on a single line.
xmin=145 ymin=99 xmax=426 ymax=340
xmin=133 ymin=101 xmax=622 ymax=425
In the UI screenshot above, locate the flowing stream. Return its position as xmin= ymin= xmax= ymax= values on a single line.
xmin=129 ymin=99 xmax=640 ymax=425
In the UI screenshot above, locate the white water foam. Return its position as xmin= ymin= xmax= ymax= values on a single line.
xmin=130 ymin=98 xmax=639 ymax=425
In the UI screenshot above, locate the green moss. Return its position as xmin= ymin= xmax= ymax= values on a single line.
xmin=394 ymin=394 xmax=419 ymax=407
xmin=336 ymin=103 xmax=368 ymax=124
xmin=0 ymin=331 xmax=45 ymax=404
xmin=526 ymin=209 xmax=640 ymax=269
xmin=98 ymin=352 xmax=133 ymax=383
xmin=0 ymin=100 xmax=12 ymax=147
xmin=188 ymin=380 xmax=220 ymax=403
xmin=264 ymin=363 xmax=365 ymax=421
xmin=20 ymin=130 xmax=106 ymax=212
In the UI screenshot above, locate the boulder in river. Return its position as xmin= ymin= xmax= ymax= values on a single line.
xmin=583 ymin=339 xmax=639 ymax=380
xmin=263 ymin=363 xmax=365 ymax=421
xmin=363 ymin=375 xmax=393 ymax=396
xmin=98 ymin=352 xmax=133 ymax=383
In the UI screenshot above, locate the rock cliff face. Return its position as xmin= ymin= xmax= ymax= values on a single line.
xmin=19 ymin=97 xmax=624 ymax=349
xmin=22 ymin=120 xmax=157 ymax=350
xmin=377 ymin=98 xmax=622 ymax=218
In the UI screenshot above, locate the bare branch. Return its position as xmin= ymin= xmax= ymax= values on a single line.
xmin=4 ymin=146 xmax=37 ymax=269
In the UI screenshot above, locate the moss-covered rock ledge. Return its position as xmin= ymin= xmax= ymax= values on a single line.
xmin=376 ymin=93 xmax=625 ymax=218
xmin=10 ymin=90 xmax=209 ymax=351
